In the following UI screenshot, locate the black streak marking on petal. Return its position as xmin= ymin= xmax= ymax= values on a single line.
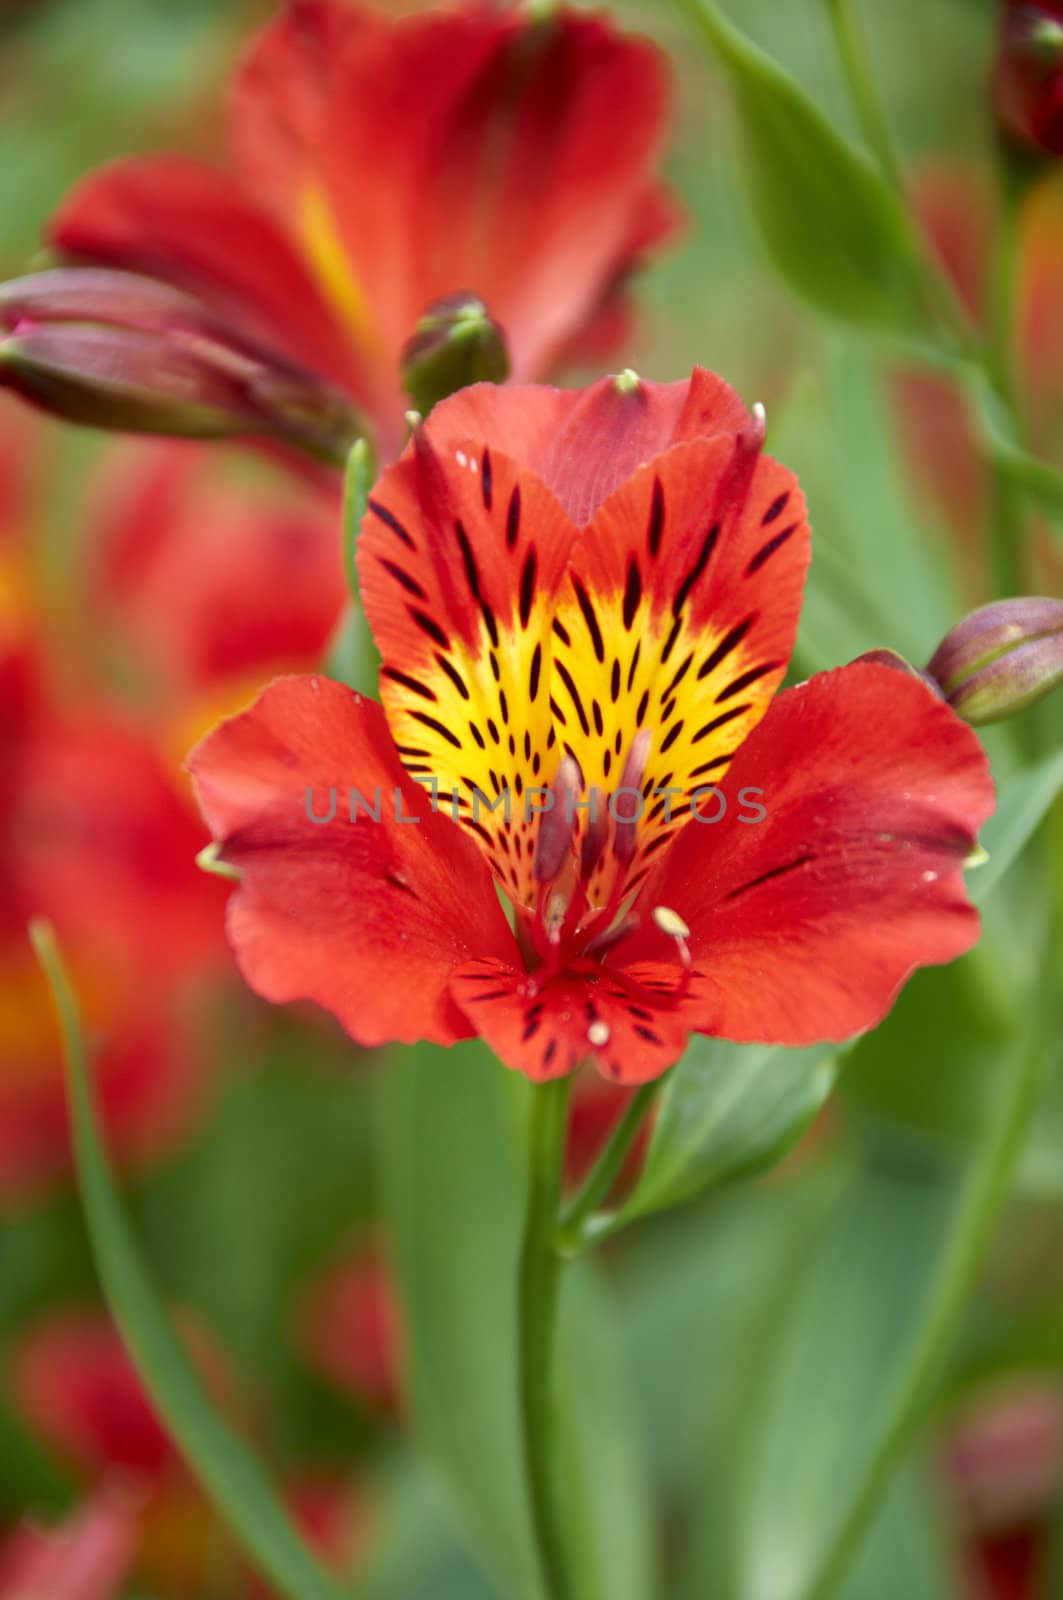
xmin=673 ymin=523 xmax=720 ymax=618
xmin=647 ymin=477 xmax=665 ymax=558
xmin=409 ymin=607 xmax=450 ymax=648
xmin=506 ymin=484 xmax=521 ymax=549
xmin=368 ymin=498 xmax=415 ymax=549
xmin=725 ymin=854 xmax=814 ymax=901
xmin=746 ymin=522 xmax=798 ymax=577
xmin=571 ymin=576 xmax=605 ymax=663
xmin=716 ymin=662 xmax=779 ymax=702
xmin=413 ymin=712 xmax=462 ymax=747
xmin=383 ymin=666 xmax=437 ymax=702
xmin=623 ymin=558 xmax=642 ymax=629
xmin=519 ymin=547 xmax=537 ymax=629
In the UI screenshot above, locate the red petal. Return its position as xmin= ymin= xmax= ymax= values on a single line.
xmin=358 ymin=434 xmax=578 ymax=904
xmin=188 ymin=676 xmax=517 ymax=1047
xmin=317 ymin=6 xmax=672 ymax=380
xmin=624 ymin=663 xmax=995 ymax=1045
xmin=450 ymin=958 xmax=688 ymax=1084
xmin=89 ymin=441 xmax=344 ymax=700
xmin=48 ymin=157 xmax=365 ymax=399
xmin=227 ymin=1 xmax=378 ymax=209
xmin=426 ymin=366 xmax=750 ymax=523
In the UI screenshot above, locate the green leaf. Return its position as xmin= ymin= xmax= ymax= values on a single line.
xmin=686 ymin=1008 xmax=1050 ymax=1600
xmin=683 ymin=0 xmax=925 ymax=332
xmin=556 ymin=1267 xmax=656 ymax=1600
xmin=971 ymin=746 xmax=1063 ymax=904
xmin=30 ymin=920 xmax=345 ymax=1600
xmin=623 ymin=1038 xmax=839 ymax=1220
xmin=378 ymin=1041 xmax=653 ymax=1600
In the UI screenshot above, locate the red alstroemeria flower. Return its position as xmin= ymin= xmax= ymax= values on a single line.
xmin=190 ymin=369 xmax=995 ymax=1084
xmin=49 ymin=0 xmax=677 ymax=458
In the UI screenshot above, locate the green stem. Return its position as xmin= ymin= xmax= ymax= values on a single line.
xmin=519 ymin=1077 xmax=574 ymax=1600
xmin=824 ymin=0 xmax=902 ymax=192
xmin=987 ymin=160 xmax=1029 ymax=597
xmin=557 ymin=1080 xmax=663 ymax=1255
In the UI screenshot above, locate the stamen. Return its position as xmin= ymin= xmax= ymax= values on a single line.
xmin=533 ymin=755 xmax=582 ymax=883
xmin=652 ymin=905 xmax=690 ymax=940
xmin=652 ymin=903 xmax=693 ymax=999
xmin=587 ymin=1020 xmax=611 ymax=1047
xmin=582 ymin=912 xmax=640 ymax=958
xmin=579 ymin=785 xmax=610 ymax=881
xmin=613 ymin=729 xmax=651 ymax=863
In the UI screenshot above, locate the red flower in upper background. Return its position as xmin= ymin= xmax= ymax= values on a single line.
xmin=190 ymin=368 xmax=994 ymax=1083
xmin=0 ymin=399 xmax=346 ymax=1203
xmin=48 ymin=0 xmax=678 ymax=459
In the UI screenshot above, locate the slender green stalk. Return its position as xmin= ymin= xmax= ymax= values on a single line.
xmin=807 ymin=936 xmax=1056 ymax=1600
xmin=822 ymin=0 xmax=976 ymax=356
xmin=987 ymin=162 xmax=1029 ymax=596
xmin=557 ymin=1080 xmax=664 ymax=1255
xmin=824 ymin=0 xmax=902 ymax=191
xmin=519 ymin=1078 xmax=575 ymax=1600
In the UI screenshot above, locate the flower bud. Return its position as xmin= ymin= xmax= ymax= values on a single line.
xmin=993 ymin=2 xmax=1063 ymax=158
xmin=926 ymin=596 xmax=1063 ymax=724
xmin=0 ymin=267 xmax=360 ymax=463
xmin=401 ymin=292 xmax=509 ymax=417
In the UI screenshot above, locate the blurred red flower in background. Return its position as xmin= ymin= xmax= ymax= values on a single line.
xmin=190 ymin=369 xmax=994 ymax=1083
xmin=48 ymin=0 xmax=678 ymax=458
xmin=5 ymin=1310 xmax=363 ymax=1598
xmin=0 ymin=1492 xmax=136 ymax=1600
xmin=0 ymin=399 xmax=345 ymax=1203
xmin=891 ymin=160 xmax=1063 ymax=597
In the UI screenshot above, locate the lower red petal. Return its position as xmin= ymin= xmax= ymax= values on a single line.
xmin=188 ymin=676 xmax=518 ymax=1049
xmin=625 ymin=662 xmax=995 ymax=1046
xmin=450 ymin=958 xmax=688 ymax=1083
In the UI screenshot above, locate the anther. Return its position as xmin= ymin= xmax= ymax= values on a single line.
xmin=587 ymin=1020 xmax=611 ymax=1047
xmin=653 ymin=903 xmax=693 ymax=998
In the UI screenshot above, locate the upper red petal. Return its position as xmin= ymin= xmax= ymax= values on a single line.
xmin=424 ymin=367 xmax=750 ymax=523
xmin=317 ymin=5 xmax=673 ymax=381
xmin=187 ymin=676 xmax=518 ymax=1048
xmin=623 ymin=663 xmax=995 ymax=1046
xmin=226 ymin=0 xmax=378 ymax=210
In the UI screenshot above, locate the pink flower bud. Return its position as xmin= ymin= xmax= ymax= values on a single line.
xmin=927 ymin=595 xmax=1063 ymax=723
xmin=0 ymin=268 xmax=360 ymax=462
